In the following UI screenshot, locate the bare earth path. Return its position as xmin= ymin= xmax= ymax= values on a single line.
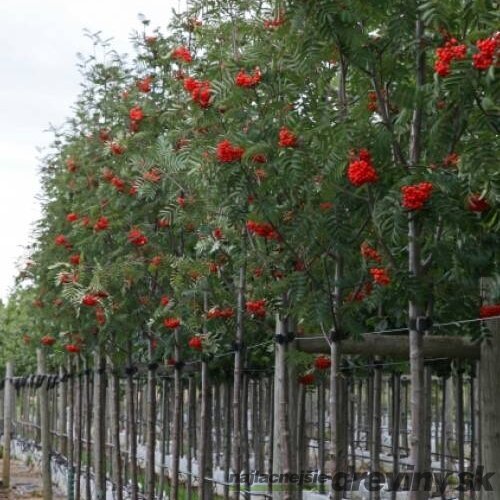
xmin=0 ymin=458 xmax=65 ymax=499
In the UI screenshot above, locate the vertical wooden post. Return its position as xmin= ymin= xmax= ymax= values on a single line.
xmin=37 ymin=349 xmax=53 ymax=499
xmin=2 ymin=361 xmax=14 ymax=488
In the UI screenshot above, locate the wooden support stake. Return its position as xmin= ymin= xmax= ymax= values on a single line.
xmin=2 ymin=361 xmax=14 ymax=488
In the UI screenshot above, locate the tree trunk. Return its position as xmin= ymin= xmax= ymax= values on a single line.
xmin=170 ymin=327 xmax=183 ymax=500
xmin=273 ymin=313 xmax=293 ymax=500
xmin=75 ymin=358 xmax=82 ymax=500
xmin=126 ymin=343 xmax=138 ymax=500
xmin=223 ymin=380 xmax=232 ymax=500
xmin=2 ymin=362 xmax=14 ymax=488
xmin=67 ymin=358 xmax=75 ymax=500
xmin=371 ymin=360 xmax=382 ymax=500
xmin=93 ymin=347 xmax=107 ymax=499
xmin=231 ymin=266 xmax=245 ymax=499
xmin=146 ymin=345 xmax=157 ymax=500
xmin=37 ymin=349 xmax=53 ymax=500
xmin=318 ymin=377 xmax=326 ymax=494
xmin=392 ymin=372 xmax=401 ymax=500
xmin=109 ymin=359 xmax=123 ymax=500
xmin=187 ymin=375 xmax=195 ymax=500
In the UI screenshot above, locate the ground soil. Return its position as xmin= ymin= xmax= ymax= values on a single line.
xmin=0 ymin=458 xmax=65 ymax=499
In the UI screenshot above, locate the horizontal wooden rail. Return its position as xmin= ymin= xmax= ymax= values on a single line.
xmin=295 ymin=334 xmax=480 ymax=360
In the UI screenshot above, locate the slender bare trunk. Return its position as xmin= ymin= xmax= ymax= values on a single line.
xmin=170 ymin=327 xmax=183 ymax=499
xmin=37 ymin=349 xmax=53 ymax=500
xmin=231 ymin=266 xmax=245 ymax=498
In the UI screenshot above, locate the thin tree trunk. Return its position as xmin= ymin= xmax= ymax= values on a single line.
xmin=371 ymin=360 xmax=382 ymax=500
xmin=67 ymin=358 xmax=75 ymax=500
xmin=231 ymin=266 xmax=245 ymax=499
xmin=85 ymin=362 xmax=92 ymax=500
xmin=109 ymin=358 xmax=123 ymax=500
xmin=318 ymin=378 xmax=326 ymax=494
xmin=296 ymin=383 xmax=306 ymax=500
xmin=93 ymin=347 xmax=107 ymax=499
xmin=408 ymin=11 xmax=428 ymax=500
xmin=37 ymin=349 xmax=53 ymax=500
xmin=75 ymin=358 xmax=82 ymax=500
xmin=126 ymin=342 xmax=138 ymax=500
xmin=223 ymin=380 xmax=232 ymax=500
xmin=170 ymin=327 xmax=183 ymax=499
xmin=241 ymin=374 xmax=250 ymax=497
xmin=456 ymin=364 xmax=465 ymax=500
xmin=214 ymin=383 xmax=222 ymax=468
xmin=392 ymin=372 xmax=401 ymax=500
xmin=146 ymin=344 xmax=157 ymax=500
xmin=187 ymin=375 xmax=195 ymax=500
xmin=158 ymin=378 xmax=169 ymax=500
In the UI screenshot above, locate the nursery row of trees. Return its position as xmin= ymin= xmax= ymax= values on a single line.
xmin=2 ymin=0 xmax=499 ymax=499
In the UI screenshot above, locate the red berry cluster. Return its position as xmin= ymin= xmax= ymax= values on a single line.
xmin=401 ymin=182 xmax=433 ymax=211
xmin=216 ymin=139 xmax=245 ymax=162
xmin=278 ymin=127 xmax=297 ymax=147
xmin=264 ymin=15 xmax=285 ymax=29
xmin=347 ymin=149 xmax=378 ymax=187
xmin=171 ymin=46 xmax=192 ymax=63
xmin=164 ymin=317 xmax=181 ymax=329
xmin=346 ymin=282 xmax=373 ymax=302
xmin=479 ymin=304 xmax=500 ymax=318
xmin=314 ymin=355 xmax=332 ymax=370
xmin=235 ymin=68 xmax=262 ymax=88
xmin=144 ymin=168 xmax=162 ymax=183
xmin=473 ymin=35 xmax=499 ymax=70
xmin=137 ymin=76 xmax=152 ymax=93
xmin=183 ymin=77 xmax=212 ymax=108
xmin=55 ymin=234 xmax=71 ymax=248
xmin=66 ymin=212 xmax=79 ymax=222
xmin=369 ymin=267 xmax=391 ymax=286
xmin=188 ymin=336 xmax=203 ymax=351
xmin=434 ymin=38 xmax=467 ymax=77
xmin=298 ymin=373 xmax=315 ymax=385
xmin=467 ymin=194 xmax=490 ymax=213
xmin=94 ymin=216 xmax=109 ymax=231
xmin=95 ymin=307 xmax=106 ymax=326
xmin=82 ymin=294 xmax=99 ymax=306
xmin=69 ymin=254 xmax=81 ymax=266
xmin=246 ymin=299 xmax=266 ymax=317
xmin=41 ymin=335 xmax=56 ymax=346
xmin=128 ymin=228 xmax=148 ymax=246
xmin=65 ymin=344 xmax=81 ymax=354
xmin=367 ymin=91 xmax=378 ymax=112
xmin=129 ymin=106 xmax=144 ymax=122
xmin=246 ymin=220 xmax=280 ymax=240
xmin=207 ymin=307 xmax=235 ymax=319
xmin=360 ymin=242 xmax=382 ymax=263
